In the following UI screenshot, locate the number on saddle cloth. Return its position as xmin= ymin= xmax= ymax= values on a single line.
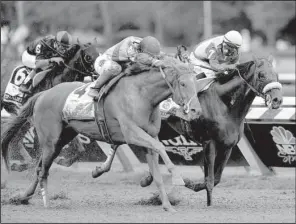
xmin=3 ymin=65 xmax=32 ymax=106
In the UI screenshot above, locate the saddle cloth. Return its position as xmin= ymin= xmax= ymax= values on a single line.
xmin=62 ymin=82 xmax=96 ymax=121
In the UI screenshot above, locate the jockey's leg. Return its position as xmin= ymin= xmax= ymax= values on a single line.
xmin=88 ymin=58 xmax=122 ymax=97
xmin=19 ymin=69 xmax=37 ymax=93
xmin=19 ymin=68 xmax=50 ymax=94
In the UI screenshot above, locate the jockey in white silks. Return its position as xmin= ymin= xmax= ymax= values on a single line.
xmin=88 ymin=36 xmax=166 ymax=97
xmin=188 ymin=30 xmax=243 ymax=78
xmin=162 ymin=30 xmax=243 ymax=117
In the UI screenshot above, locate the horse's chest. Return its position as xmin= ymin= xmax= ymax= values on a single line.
xmin=205 ymin=118 xmax=240 ymax=147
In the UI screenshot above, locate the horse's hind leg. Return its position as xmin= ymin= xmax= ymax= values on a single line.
xmin=37 ymin=125 xmax=78 ymax=207
xmin=92 ymin=144 xmax=119 ymax=178
xmin=13 ymin=157 xmax=42 ymax=204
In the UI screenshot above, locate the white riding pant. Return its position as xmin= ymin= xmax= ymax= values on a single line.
xmin=21 ymin=50 xmax=36 ymax=69
xmin=189 ymin=52 xmax=215 ymax=78
xmin=94 ymin=54 xmax=122 ymax=77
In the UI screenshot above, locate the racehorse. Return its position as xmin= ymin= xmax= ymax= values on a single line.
xmin=1 ymin=56 xmax=200 ymax=212
xmin=1 ymin=40 xmax=101 ymax=170
xmin=95 ymin=55 xmax=283 ymax=206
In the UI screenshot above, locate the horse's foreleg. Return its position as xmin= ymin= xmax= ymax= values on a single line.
xmin=92 ymin=144 xmax=119 ymax=178
xmin=150 ymin=149 xmax=176 ymax=212
xmin=203 ymin=141 xmax=216 ymax=206
xmin=118 ymin=119 xmax=184 ymax=186
xmin=213 ymin=147 xmax=232 ymax=186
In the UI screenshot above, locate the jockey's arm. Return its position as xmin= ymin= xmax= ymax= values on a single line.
xmin=135 ymin=53 xmax=165 ymax=68
xmin=208 ymin=51 xmax=237 ymax=71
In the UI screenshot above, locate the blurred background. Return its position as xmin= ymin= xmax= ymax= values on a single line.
xmin=1 ymin=1 xmax=295 ymax=96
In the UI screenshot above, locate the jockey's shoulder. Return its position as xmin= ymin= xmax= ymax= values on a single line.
xmin=196 ymin=35 xmax=224 ymax=49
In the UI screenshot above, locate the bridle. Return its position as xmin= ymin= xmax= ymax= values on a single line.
xmin=193 ymin=62 xmax=281 ymax=99
xmin=159 ymin=65 xmax=195 ymax=114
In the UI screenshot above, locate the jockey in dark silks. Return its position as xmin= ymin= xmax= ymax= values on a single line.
xmin=88 ymin=36 xmax=166 ymax=97
xmin=19 ymin=31 xmax=79 ymax=93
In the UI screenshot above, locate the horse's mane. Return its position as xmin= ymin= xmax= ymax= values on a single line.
xmin=124 ymin=55 xmax=193 ymax=76
xmin=215 ymin=60 xmax=255 ymax=108
xmin=215 ymin=61 xmax=254 ymax=84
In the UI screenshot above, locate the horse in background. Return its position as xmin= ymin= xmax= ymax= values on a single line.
xmin=1 ymin=40 xmax=101 ymax=171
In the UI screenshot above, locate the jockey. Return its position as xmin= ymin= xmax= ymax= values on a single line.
xmin=188 ymin=30 xmax=243 ymax=78
xmin=88 ymin=36 xmax=165 ymax=97
xmin=19 ymin=31 xmax=79 ymax=93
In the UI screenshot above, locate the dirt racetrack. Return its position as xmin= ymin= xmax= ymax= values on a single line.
xmin=1 ymin=162 xmax=295 ymax=223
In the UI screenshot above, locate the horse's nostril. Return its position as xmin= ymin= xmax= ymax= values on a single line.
xmin=273 ymin=97 xmax=278 ymax=102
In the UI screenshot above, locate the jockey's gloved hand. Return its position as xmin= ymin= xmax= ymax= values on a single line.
xmin=152 ymin=59 xmax=166 ymax=68
xmin=226 ymin=64 xmax=236 ymax=70
xmin=50 ymin=57 xmax=64 ymax=65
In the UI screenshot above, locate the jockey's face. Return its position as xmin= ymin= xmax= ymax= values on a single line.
xmin=222 ymin=42 xmax=238 ymax=56
xmin=55 ymin=41 xmax=71 ymax=53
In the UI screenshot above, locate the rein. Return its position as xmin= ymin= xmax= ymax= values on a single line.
xmin=40 ymin=39 xmax=93 ymax=77
xmin=159 ymin=65 xmax=195 ymax=113
xmin=193 ymin=63 xmax=265 ymax=98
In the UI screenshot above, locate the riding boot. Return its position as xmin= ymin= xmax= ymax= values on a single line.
xmin=88 ymin=73 xmax=112 ymax=97
xmin=19 ymin=69 xmax=37 ymax=93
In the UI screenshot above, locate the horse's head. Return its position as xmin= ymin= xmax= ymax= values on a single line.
xmin=162 ymin=57 xmax=200 ymax=119
xmin=238 ymin=55 xmax=283 ymax=109
xmin=70 ymin=38 xmax=101 ymax=78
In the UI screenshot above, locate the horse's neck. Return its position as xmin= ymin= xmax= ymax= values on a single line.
xmin=136 ymin=71 xmax=171 ymax=106
xmin=216 ymin=62 xmax=257 ymax=124
xmin=229 ymin=71 xmax=257 ymax=123
xmin=231 ymin=88 xmax=256 ymax=123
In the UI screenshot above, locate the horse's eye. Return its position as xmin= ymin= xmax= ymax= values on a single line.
xmin=85 ymin=55 xmax=92 ymax=63
xmin=180 ymin=82 xmax=186 ymax=87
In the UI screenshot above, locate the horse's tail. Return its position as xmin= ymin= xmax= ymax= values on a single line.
xmin=1 ymin=91 xmax=44 ymax=172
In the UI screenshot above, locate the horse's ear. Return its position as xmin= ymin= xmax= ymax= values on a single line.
xmin=252 ymin=55 xmax=258 ymax=65
xmin=268 ymin=54 xmax=274 ymax=64
xmin=77 ymin=38 xmax=80 ymax=45
xmin=92 ymin=37 xmax=99 ymax=45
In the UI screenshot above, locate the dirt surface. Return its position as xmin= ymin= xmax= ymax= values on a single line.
xmin=1 ymin=162 xmax=295 ymax=223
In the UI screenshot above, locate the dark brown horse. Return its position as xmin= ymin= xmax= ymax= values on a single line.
xmin=1 ymin=56 xmax=200 ymax=212
xmin=1 ymin=40 xmax=101 ymax=170
xmin=97 ymin=55 xmax=283 ymax=206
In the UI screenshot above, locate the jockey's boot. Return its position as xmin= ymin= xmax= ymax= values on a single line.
xmin=19 ymin=69 xmax=37 ymax=94
xmin=195 ymin=72 xmax=206 ymax=80
xmin=88 ymin=73 xmax=112 ymax=98
xmin=19 ymin=79 xmax=33 ymax=94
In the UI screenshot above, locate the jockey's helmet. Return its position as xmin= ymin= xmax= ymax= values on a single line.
xmin=223 ymin=30 xmax=243 ymax=48
xmin=139 ymin=36 xmax=161 ymax=56
xmin=56 ymin=31 xmax=73 ymax=46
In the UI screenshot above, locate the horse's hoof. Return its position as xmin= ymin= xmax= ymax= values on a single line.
xmin=172 ymin=175 xmax=185 ymax=186
xmin=91 ymin=166 xmax=105 ymax=178
xmin=163 ymin=206 xmax=177 ymax=213
xmin=9 ymin=194 xmax=32 ymax=205
xmin=140 ymin=174 xmax=153 ymax=187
